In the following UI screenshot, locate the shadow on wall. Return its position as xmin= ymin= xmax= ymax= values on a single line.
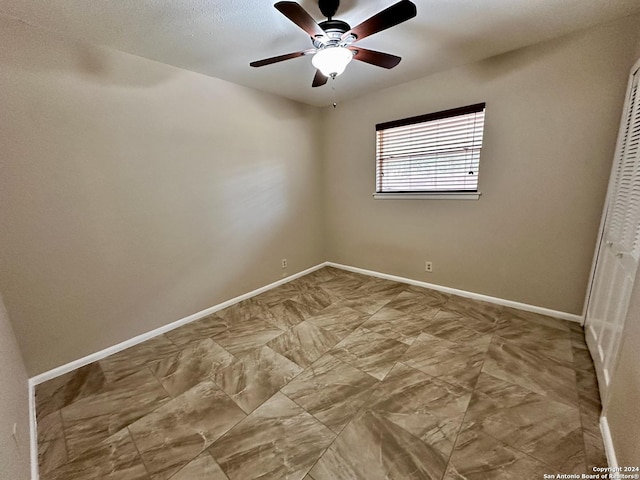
xmin=466 ymin=34 xmax=572 ymax=82
xmin=89 ymin=160 xmax=297 ymax=344
xmin=382 ymin=12 xmax=570 ymax=90
xmin=0 ymin=16 xmax=176 ymax=87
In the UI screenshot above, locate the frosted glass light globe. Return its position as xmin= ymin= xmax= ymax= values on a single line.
xmin=312 ymin=47 xmax=354 ymax=77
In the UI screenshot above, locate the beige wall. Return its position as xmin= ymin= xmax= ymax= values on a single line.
xmin=2 ymin=12 xmax=639 ymax=375
xmin=322 ymin=15 xmax=640 ymax=315
xmin=0 ymin=293 xmax=31 ymax=479
xmin=0 ymin=17 xmax=323 ymax=375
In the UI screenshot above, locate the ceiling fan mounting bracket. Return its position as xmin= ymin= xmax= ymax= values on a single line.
xmin=318 ymin=0 xmax=340 ymax=20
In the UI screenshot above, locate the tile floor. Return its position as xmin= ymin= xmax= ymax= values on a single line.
xmin=35 ymin=267 xmax=607 ymax=479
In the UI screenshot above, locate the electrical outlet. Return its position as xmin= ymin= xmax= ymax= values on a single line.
xmin=12 ymin=423 xmax=17 ymax=442
xmin=281 ymin=258 xmax=287 ymax=269
xmin=425 ymin=261 xmax=433 ymax=273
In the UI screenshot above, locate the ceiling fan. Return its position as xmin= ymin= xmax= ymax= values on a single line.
xmin=250 ymin=0 xmax=417 ymax=87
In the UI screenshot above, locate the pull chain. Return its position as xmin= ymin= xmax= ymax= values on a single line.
xmin=331 ymin=75 xmax=337 ymax=108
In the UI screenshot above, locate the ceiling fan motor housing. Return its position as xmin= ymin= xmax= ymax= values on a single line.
xmin=313 ymin=19 xmax=355 ymax=48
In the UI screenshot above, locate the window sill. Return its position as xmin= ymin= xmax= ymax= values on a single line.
xmin=372 ymin=192 xmax=481 ymax=200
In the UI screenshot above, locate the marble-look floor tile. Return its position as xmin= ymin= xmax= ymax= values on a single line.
xmin=151 ymin=338 xmax=235 ymax=398
xmin=443 ymin=425 xmax=548 ymax=480
xmin=499 ymin=307 xmax=572 ymax=332
xmin=61 ymin=367 xmax=170 ymax=459
xmin=269 ymin=280 xmax=312 ymax=298
xmin=338 ymin=279 xmax=406 ymax=315
xmin=353 ymin=277 xmax=407 ymax=298
xmin=253 ymin=287 xmax=296 ymax=308
xmin=584 ymin=429 xmax=608 ymax=470
xmin=364 ymin=363 xmax=471 ymax=460
xmin=578 ymin=371 xmax=602 ymax=451
xmin=421 ymin=309 xmax=495 ymax=347
xmin=463 ymin=372 xmax=585 ymax=472
xmin=495 ymin=312 xmax=573 ymax=365
xmin=572 ymin=342 xmax=597 ymax=372
xmin=576 ymin=369 xmax=602 ymax=436
xmin=284 ymin=274 xmax=326 ymax=292
xmin=216 ymin=299 xmax=278 ymax=326
xmin=37 ymin=410 xmax=64 ymax=444
xmin=337 ymin=294 xmax=391 ymax=315
xmin=482 ymin=337 xmax=578 ymax=407
xmin=281 ymin=354 xmax=378 ymax=433
xmin=303 ymin=266 xmax=344 ymax=283
xmin=310 ymin=409 xmax=446 ymax=480
xmin=37 ymin=268 xmax=608 ymax=480
xmin=35 ymin=362 xmax=106 ymax=420
xmin=99 ymin=335 xmax=180 ymax=381
xmin=329 ymin=328 xmax=410 ymax=380
xmin=385 ymin=287 xmax=449 ymax=313
xmin=129 ymin=380 xmax=245 ymax=480
xmin=37 ymin=413 xmax=68 ymax=478
xmin=43 ymin=429 xmax=148 ymax=480
xmin=214 ymin=345 xmax=303 ymax=414
xmin=61 ymin=367 xmax=169 ymax=459
xmin=305 ymin=305 xmax=368 ymax=340
xmin=38 ymin=437 xmax=68 ymax=479
xmin=265 ymin=298 xmax=316 ymax=330
xmin=209 ymin=392 xmax=335 ymax=480
xmin=267 ymin=321 xmax=340 ymax=368
xmin=164 ymin=314 xmax=228 ymax=347
xmin=570 ymin=325 xmax=587 ymax=347
xmin=443 ymin=295 xmax=502 ymax=324
xmin=361 ymin=307 xmax=435 ymax=345
xmin=406 ymin=285 xmax=451 ymax=305
xmin=211 ymin=316 xmax=284 ymax=357
xmin=569 ymin=321 xmax=584 ymax=332
xmin=401 ymin=332 xmax=486 ymax=389
xmin=320 ymin=272 xmax=370 ymax=295
xmin=289 ymin=289 xmax=334 ymax=314
xmin=171 ymin=452 xmax=229 ymax=480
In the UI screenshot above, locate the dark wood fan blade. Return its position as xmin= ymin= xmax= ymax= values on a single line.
xmin=275 ymin=1 xmax=326 ymax=38
xmin=312 ymin=69 xmax=328 ymax=87
xmin=250 ymin=49 xmax=314 ymax=67
xmin=343 ymin=0 xmax=416 ymax=42
xmin=349 ymin=47 xmax=401 ymax=69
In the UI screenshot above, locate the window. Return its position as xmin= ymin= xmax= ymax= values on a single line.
xmin=374 ymin=103 xmax=486 ymax=199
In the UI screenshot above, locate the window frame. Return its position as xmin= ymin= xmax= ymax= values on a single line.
xmin=373 ymin=103 xmax=486 ymax=200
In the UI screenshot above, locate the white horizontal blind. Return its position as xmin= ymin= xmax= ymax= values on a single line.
xmin=607 ymin=72 xmax=640 ymax=259
xmin=376 ymin=103 xmax=486 ymax=193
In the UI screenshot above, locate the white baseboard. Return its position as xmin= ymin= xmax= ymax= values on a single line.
xmin=29 ymin=263 xmax=325 ymax=387
xmin=28 ymin=380 xmax=38 ymax=480
xmin=600 ymin=415 xmax=618 ymax=469
xmin=327 ymin=262 xmax=584 ymax=325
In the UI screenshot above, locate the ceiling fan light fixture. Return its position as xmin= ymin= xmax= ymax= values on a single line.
xmin=312 ymin=46 xmax=354 ymax=77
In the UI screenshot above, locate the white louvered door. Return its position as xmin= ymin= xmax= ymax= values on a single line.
xmin=586 ymin=63 xmax=640 ymax=404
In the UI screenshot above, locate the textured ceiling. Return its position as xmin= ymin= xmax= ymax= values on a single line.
xmin=2 ymin=0 xmax=640 ymax=106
